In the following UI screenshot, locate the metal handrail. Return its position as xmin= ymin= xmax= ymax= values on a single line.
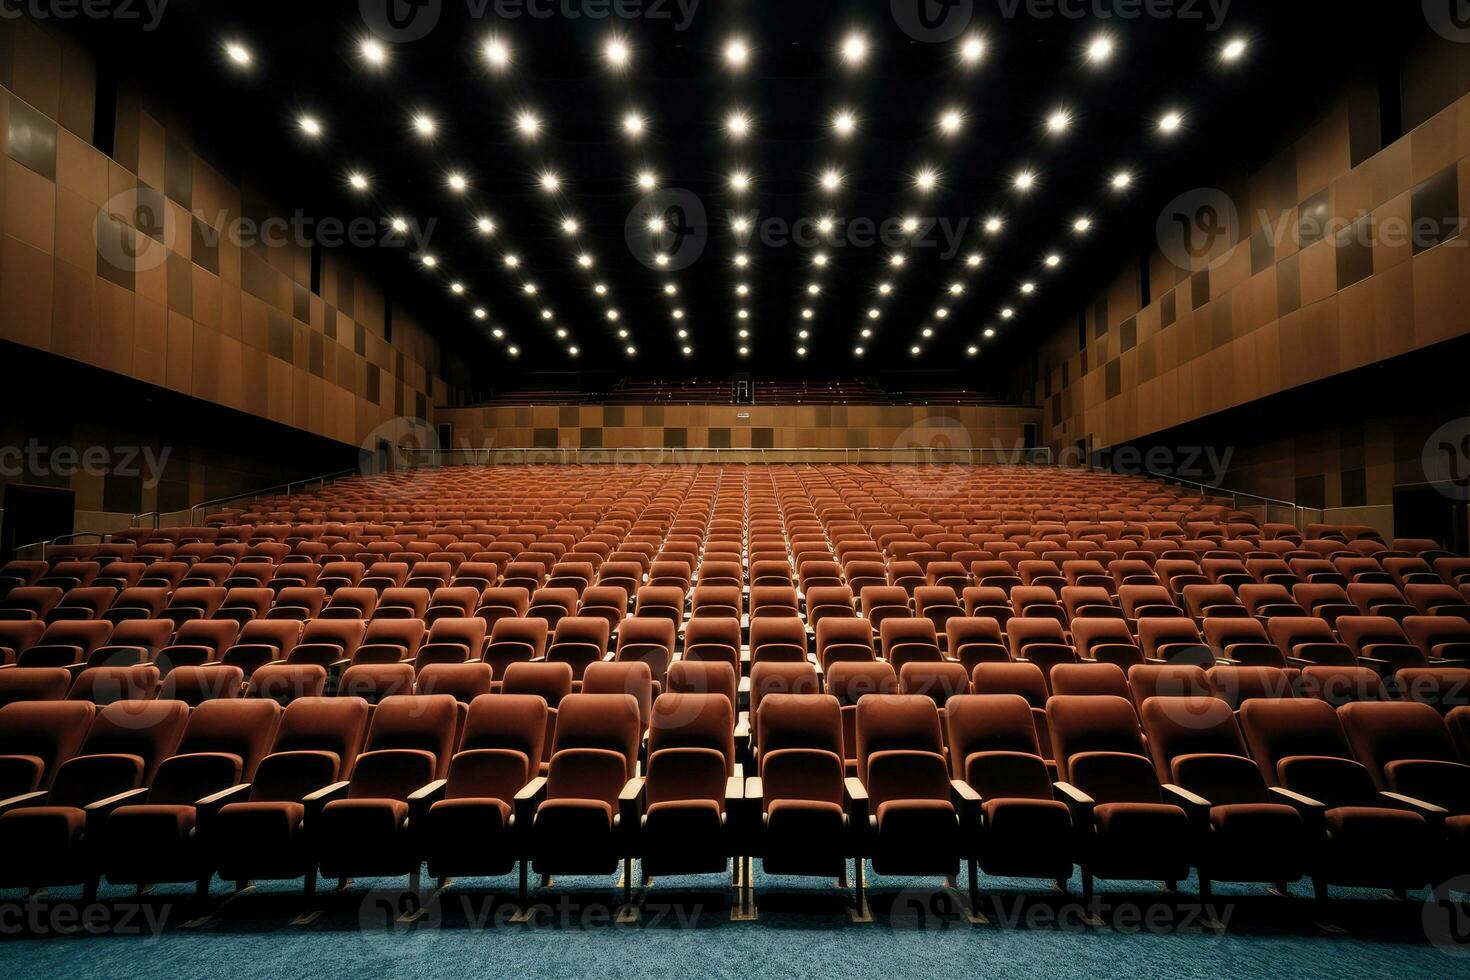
xmin=185 ymin=468 xmax=358 ymax=525
xmin=131 ymin=511 xmax=161 ymax=530
xmin=13 ymin=530 xmax=110 ymax=561
xmin=1120 ymin=466 xmax=1304 ymax=529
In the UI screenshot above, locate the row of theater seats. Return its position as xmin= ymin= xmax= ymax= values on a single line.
xmin=2 ymin=678 xmax=1466 ymax=909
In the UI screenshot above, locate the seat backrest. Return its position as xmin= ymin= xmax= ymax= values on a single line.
xmin=550 ymin=693 xmax=642 ymax=779
xmin=854 ymin=694 xmax=948 ymax=804
xmin=76 ymin=699 xmax=191 ymax=783
xmin=0 ymin=701 xmax=96 ymax=790
xmin=159 ymin=664 xmax=246 ymax=705
xmin=362 ymin=694 xmax=460 ymax=779
xmin=1045 ymin=694 xmax=1147 ymax=783
xmin=1238 ymin=697 xmax=1352 ymax=786
xmin=416 ymin=662 xmax=493 ymax=703
xmin=1048 ymin=662 xmax=1129 ymax=698
xmin=648 ymin=692 xmax=736 ymax=777
xmin=272 ymin=696 xmax=371 ymax=779
xmin=174 ymin=697 xmax=282 ymax=781
xmin=1139 ymin=695 xmax=1248 ymax=783
xmin=501 ymin=661 xmax=574 ymax=707
xmin=1339 ymin=700 xmax=1460 ymax=788
xmin=944 ymin=694 xmax=1046 ymax=788
xmin=459 ymin=693 xmax=548 ymax=768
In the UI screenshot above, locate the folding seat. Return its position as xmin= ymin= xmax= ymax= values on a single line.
xmin=46 ymin=586 xmax=118 ymax=623
xmin=1070 ymin=618 xmax=1143 ymax=669
xmin=248 ymin=664 xmax=328 ymax=705
xmin=1201 ymin=558 xmax=1253 ymax=591
xmin=749 ymin=660 xmax=822 ymax=753
xmin=583 ymin=661 xmax=655 ymax=737
xmin=1435 ymin=557 xmax=1470 ymax=588
xmin=1239 ymin=583 xmax=1306 ymax=619
xmin=682 ymin=617 xmax=741 ymax=670
xmin=1394 ymin=667 xmax=1470 ymax=714
xmin=696 ymin=560 xmax=744 ymax=589
xmin=632 ymin=692 xmax=741 ymax=888
xmin=18 ymin=621 xmax=113 ymax=668
xmin=360 ymin=562 xmax=410 ymax=594
xmin=313 ymin=694 xmax=459 ymax=892
xmin=452 ymin=561 xmax=501 ymax=592
xmin=67 ymin=664 xmax=160 ymax=705
xmin=667 ymin=661 xmax=739 ymax=710
xmin=154 ymin=619 xmax=238 ymax=672
xmin=159 ymin=665 xmax=246 ymax=705
xmin=1239 ymin=698 xmax=1435 ymax=898
xmin=0 ymin=699 xmax=189 ymax=893
xmin=1006 ymin=619 xmax=1077 ymax=680
xmin=945 ymin=694 xmax=1073 ymax=900
xmin=271 ymin=561 xmax=324 ymax=591
xmin=1296 ymin=665 xmax=1388 ymax=707
xmin=961 ymin=586 xmax=1013 ymax=628
xmin=858 ymin=586 xmax=910 ymax=632
xmin=1201 ymin=617 xmax=1283 ymax=667
xmin=417 ymin=659 xmax=495 ymax=706
xmin=1267 ymin=616 xmax=1354 ymax=668
xmin=1245 ymin=558 xmax=1297 ymax=588
xmin=337 ymin=663 xmax=416 ymax=704
xmin=844 ymin=560 xmax=888 ymax=594
xmin=1049 ymin=662 xmax=1130 ymax=699
xmin=95 ymin=699 xmax=282 ymax=893
xmin=749 ymin=585 xmax=800 ymax=620
xmin=804 ymin=586 xmax=855 ymax=631
xmin=473 ymin=586 xmax=532 ymax=634
xmin=375 ymin=587 xmax=431 ymax=621
xmin=634 ymin=586 xmax=686 ymax=628
xmin=211 ymin=587 xmax=277 ymax=627
xmin=750 ymin=617 xmax=809 ymax=665
xmin=913 ymin=585 xmax=964 ymax=640
xmin=1046 ymin=694 xmax=1193 ymax=900
xmin=1290 ymin=583 xmax=1359 ymax=629
xmin=0 ymin=620 xmax=45 ymax=665
xmin=1204 ymin=665 xmax=1296 ymax=708
xmin=886 ymin=560 xmax=926 ymax=597
xmin=344 ymin=618 xmax=423 ymax=666
xmin=545 ymin=616 xmax=611 ymax=682
xmin=421 ymin=693 xmax=548 ymax=890
xmin=0 ymin=560 xmax=50 ymax=597
xmin=0 ymin=700 xmax=95 ymax=796
xmin=971 ymin=663 xmax=1053 ymax=769
xmin=898 ymin=661 xmax=970 ymax=712
xmin=798 ymin=561 xmax=845 ymax=593
xmin=691 ymin=585 xmax=743 ymax=620
xmin=101 ymin=586 xmax=171 ymax=625
xmin=1126 ymin=664 xmax=1211 ymax=714
xmin=283 ymin=619 xmax=366 ymax=673
xmin=222 ymin=563 xmax=277 ymax=591
xmin=1403 ymin=616 xmax=1470 ymax=664
xmin=1346 ymin=582 xmax=1416 ymax=621
xmin=221 ymin=619 xmax=302 ymax=679
xmin=405 ymin=561 xmax=453 ymax=592
xmin=597 ymin=561 xmax=644 ymax=597
xmin=1289 ymin=558 xmax=1349 ymax=587
xmin=1117 ymin=584 xmax=1184 ymax=620
xmin=1339 ymin=700 xmax=1470 ymax=867
xmin=498 ymin=662 xmax=574 ymax=771
xmin=1136 ymin=618 xmax=1211 ymax=667
xmin=93 ymin=562 xmax=147 ymax=592
xmin=1180 ymin=584 xmax=1247 ymax=622
xmin=483 ymin=617 xmax=545 ymax=679
xmin=1061 ymin=585 xmax=1123 ymax=622
xmin=750 ymin=693 xmax=851 ymax=882
xmin=1139 ymin=696 xmax=1309 ymax=898
xmin=522 ymin=693 xmax=643 ymax=884
xmin=750 ymin=560 xmax=793 ymax=589
xmin=945 ymin=617 xmax=1009 ymax=671
xmin=878 ymin=617 xmax=943 ymax=673
xmin=1331 ymin=615 xmax=1425 ymax=674
xmin=422 ymin=587 xmax=479 ymax=628
xmin=926 ymin=560 xmax=971 ymax=592
xmin=0 ymin=666 xmax=75 ymax=706
xmin=613 ymin=617 xmax=676 ymax=690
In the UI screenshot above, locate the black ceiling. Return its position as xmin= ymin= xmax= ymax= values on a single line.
xmin=61 ymin=0 xmax=1415 ymax=385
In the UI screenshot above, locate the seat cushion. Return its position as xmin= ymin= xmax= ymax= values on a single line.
xmin=210 ymin=801 xmax=309 ymax=881
xmin=1203 ymin=803 xmax=1309 ymax=883
xmin=762 ymin=799 xmax=847 ymax=877
xmin=424 ymin=798 xmax=514 ymax=878
xmin=978 ymin=797 xmax=1073 ymax=880
xmin=643 ymin=799 xmax=726 ymax=876
xmin=1090 ymin=802 xmax=1192 ymax=881
xmin=0 ymin=806 xmax=87 ymax=886
xmin=872 ymin=798 xmax=959 ymax=876
xmin=317 ymin=798 xmax=414 ymax=877
xmin=532 ymin=798 xmax=618 ymax=875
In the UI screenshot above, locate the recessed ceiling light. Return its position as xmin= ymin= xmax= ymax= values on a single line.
xmin=475 ymin=309 xmax=488 ymax=320
xmin=515 ymin=110 xmax=541 ymax=137
xmin=682 ymin=345 xmax=692 ymax=355
xmin=1013 ymin=170 xmax=1036 ymax=192
xmin=1000 ymin=308 xmax=1014 ymax=319
xmin=482 ymin=36 xmax=511 ymax=70
xmin=966 ymin=253 xmax=984 ymax=267
xmin=677 ymin=328 xmax=688 ymax=338
xmin=523 ymin=282 xmax=537 ymax=294
xmin=948 ymin=282 xmax=965 ymax=295
xmin=636 ymin=170 xmax=658 ymax=191
xmin=813 ymin=253 xmax=829 ymax=267
xmin=604 ymin=37 xmax=631 ymax=68
xmin=939 ymin=108 xmax=965 ymax=136
xmin=673 ymin=309 xmax=685 ymax=319
xmin=224 ymin=41 xmax=252 ymax=67
xmin=726 ymin=110 xmax=752 ymax=139
xmin=618 ymin=329 xmax=630 ymax=340
xmin=736 ymin=283 xmax=750 ymax=295
xmin=542 ymin=309 xmax=555 ymax=321
xmin=476 ymin=217 xmax=496 ymax=234
xmin=738 ymin=346 xmax=749 ymax=356
xmin=447 ymin=172 xmax=468 ymax=192
xmin=853 ymin=346 xmax=865 ymax=356
xmin=647 ymin=216 xmax=666 ymax=233
xmin=984 ymin=327 xmax=996 ymax=338
xmin=840 ymin=33 xmax=870 ymax=66
xmin=733 ymin=253 xmax=749 ymax=267
xmin=860 ymin=328 xmax=873 ymax=339
xmin=833 ymin=109 xmax=858 ymax=137
xmin=1020 ymin=281 xmax=1036 ymax=294
xmin=1044 ymin=253 xmax=1062 ymax=267
xmin=724 ymin=37 xmax=750 ymax=69
xmin=1073 ymin=217 xmax=1093 ymax=233
xmin=606 ymin=309 xmax=620 ymax=321
xmin=568 ymin=346 xmax=579 ymax=356
xmin=1221 ymin=37 xmax=1248 ymax=62
xmin=731 ymin=215 xmax=751 ymax=234
xmin=801 ymin=308 xmax=814 ymax=319
xmin=796 ymin=347 xmax=807 ymax=356
xmin=867 ymin=308 xmax=880 ymax=319
xmin=922 ymin=327 xmax=934 ymax=337
xmin=819 ymin=167 xmax=843 ymax=192
xmin=798 ymin=329 xmax=809 ymax=339
xmin=654 ymin=253 xmax=670 ymax=266
xmin=817 ymin=216 xmax=836 ymax=234
xmin=1159 ymin=111 xmax=1183 ymax=134
xmin=420 ymin=254 xmax=437 ymax=267
xmin=967 ymin=345 xmax=978 ymax=356
xmin=577 ymin=253 xmax=593 ymax=268
xmin=729 ymin=170 xmax=751 ymax=193
xmin=738 ymin=329 xmax=749 ymax=338
xmin=959 ymin=36 xmax=986 ymax=65
xmin=934 ymin=309 xmax=948 ymax=319
xmin=1086 ymin=34 xmax=1115 ymax=64
xmin=915 ymin=167 xmax=939 ymax=193
xmin=984 ymin=216 xmax=1003 ymax=234
xmin=622 ymin=112 xmax=645 ymax=138
xmin=359 ymin=38 xmax=388 ymax=68
xmin=507 ymin=345 xmax=519 ymax=356
xmin=625 ymin=346 xmax=637 ymax=356
xmin=298 ymin=115 xmax=322 ymax=137
xmin=503 ymin=254 xmax=520 ymax=268
xmin=389 ymin=217 xmax=408 ymax=233
xmin=1046 ymin=109 xmax=1071 ymax=134
xmin=450 ymin=282 xmax=464 ymax=294
xmin=538 ymin=171 xmax=561 ymax=192
xmin=878 ymin=282 xmax=893 ymax=295
xmin=596 ymin=283 xmax=609 ymax=295
xmin=910 ymin=346 xmax=921 ymax=355
xmin=807 ymin=283 xmax=821 ymax=295
xmin=412 ymin=113 xmax=436 ymax=137
xmin=347 ymin=172 xmax=369 ymax=191
xmin=901 ymin=216 xmax=920 ymax=234
xmin=1111 ymin=171 xmax=1133 ymax=190
xmin=663 ymin=283 xmax=677 ymax=295
xmin=889 ymin=254 xmax=906 ymax=268
xmin=737 ymin=309 xmax=749 ymax=320
xmin=561 ymin=217 xmax=579 ymax=234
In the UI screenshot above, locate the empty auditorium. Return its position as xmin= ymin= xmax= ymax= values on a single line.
xmin=1 ymin=0 xmax=1469 ymax=974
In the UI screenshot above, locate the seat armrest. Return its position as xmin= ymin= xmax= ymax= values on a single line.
xmin=196 ymin=783 xmax=253 ymax=828
xmin=303 ymin=780 xmax=351 ymax=824
xmin=1052 ymin=780 xmax=1095 ymax=823
xmin=0 ymin=790 xmax=48 ymax=816
xmin=1380 ymin=791 xmax=1448 ymax=832
xmin=408 ymin=778 xmax=448 ymax=825
xmin=843 ymin=776 xmax=869 ymax=819
xmin=1162 ymin=783 xmax=1212 ymax=826
xmin=950 ymin=779 xmax=982 ymax=830
xmin=744 ymin=776 xmax=763 ymax=802
xmin=618 ymin=776 xmax=646 ymax=831
xmin=513 ymin=775 xmax=548 ymax=829
xmin=1268 ymin=785 xmax=1327 ymax=831
xmin=84 ymin=786 xmax=151 ymax=836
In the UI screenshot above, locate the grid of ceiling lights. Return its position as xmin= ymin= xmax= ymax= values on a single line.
xmin=220 ymin=28 xmax=1250 ymax=365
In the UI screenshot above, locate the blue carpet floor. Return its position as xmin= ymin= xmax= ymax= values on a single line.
xmin=0 ymin=866 xmax=1463 ymax=978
